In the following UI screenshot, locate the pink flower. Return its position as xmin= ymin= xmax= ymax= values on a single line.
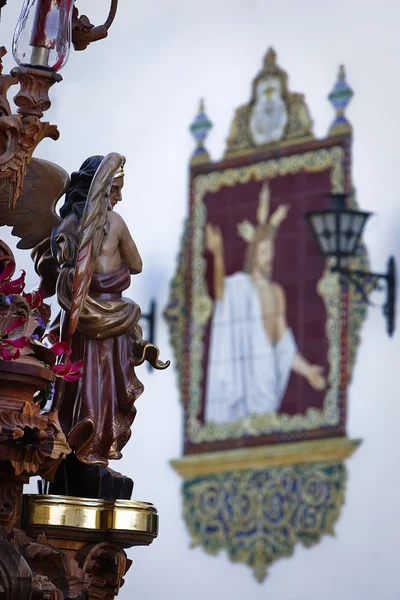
xmin=49 ymin=341 xmax=83 ymax=382
xmin=0 ymin=315 xmax=31 ymax=360
xmin=0 ymin=260 xmax=26 ymax=295
xmin=23 ymin=288 xmax=43 ymax=310
xmin=0 ymin=255 xmax=83 ymax=381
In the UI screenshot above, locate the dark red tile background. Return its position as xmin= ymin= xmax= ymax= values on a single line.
xmin=200 ymin=169 xmax=331 ymax=420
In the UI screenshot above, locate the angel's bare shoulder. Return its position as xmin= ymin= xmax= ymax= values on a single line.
xmin=108 ymin=210 xmax=122 ymax=222
xmin=108 ymin=210 xmax=129 ymax=237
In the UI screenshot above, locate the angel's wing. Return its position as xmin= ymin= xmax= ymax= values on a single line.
xmin=0 ymin=157 xmax=69 ymax=250
xmin=69 ymin=153 xmax=124 ymax=336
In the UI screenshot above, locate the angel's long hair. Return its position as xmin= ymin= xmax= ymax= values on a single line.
xmin=59 ymin=155 xmax=104 ymax=219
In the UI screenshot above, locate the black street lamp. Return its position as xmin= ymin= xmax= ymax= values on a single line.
xmin=305 ymin=193 xmax=396 ymax=336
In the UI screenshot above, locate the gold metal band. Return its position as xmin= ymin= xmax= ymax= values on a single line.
xmin=23 ymin=494 xmax=158 ymax=535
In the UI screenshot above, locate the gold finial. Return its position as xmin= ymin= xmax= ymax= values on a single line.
xmin=264 ymin=47 xmax=277 ymax=67
xmin=114 ymin=155 xmax=126 ymax=179
xmin=199 ymin=98 xmax=205 ymax=113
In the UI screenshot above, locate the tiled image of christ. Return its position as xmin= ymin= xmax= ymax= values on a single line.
xmin=203 ymin=181 xmax=327 ymax=425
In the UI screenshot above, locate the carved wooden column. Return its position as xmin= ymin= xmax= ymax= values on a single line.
xmin=0 ymin=358 xmax=70 ymax=599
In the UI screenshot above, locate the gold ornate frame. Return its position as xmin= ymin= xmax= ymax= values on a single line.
xmin=189 ymin=146 xmax=344 ymax=444
xmin=166 ymin=137 xmax=369 ymax=453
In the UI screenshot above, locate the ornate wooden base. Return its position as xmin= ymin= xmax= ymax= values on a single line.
xmin=0 ymin=493 xmax=158 ymax=599
xmin=0 ymin=358 xmax=158 ymax=599
xmin=0 ymin=494 xmax=159 ymax=599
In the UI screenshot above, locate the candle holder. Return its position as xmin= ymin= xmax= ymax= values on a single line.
xmin=0 ymin=1 xmax=119 ymax=210
xmin=0 ymin=48 xmax=60 ymax=209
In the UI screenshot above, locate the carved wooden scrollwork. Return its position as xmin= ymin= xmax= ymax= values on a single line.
xmin=0 ymin=528 xmax=88 ymax=600
xmin=0 ymin=537 xmax=32 ymax=600
xmin=0 ymin=51 xmax=60 ymax=209
xmin=72 ymin=0 xmax=119 ymax=52
xmin=77 ymin=542 xmax=131 ymax=600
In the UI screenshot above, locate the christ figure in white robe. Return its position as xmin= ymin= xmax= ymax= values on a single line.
xmin=204 ymin=184 xmax=326 ymax=424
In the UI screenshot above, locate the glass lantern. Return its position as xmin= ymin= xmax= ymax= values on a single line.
xmin=12 ymin=0 xmax=74 ymax=72
xmin=305 ymin=194 xmax=372 ymax=258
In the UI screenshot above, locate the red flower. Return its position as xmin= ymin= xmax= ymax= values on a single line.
xmin=0 ymin=260 xmax=26 ymax=295
xmin=23 ymin=288 xmax=43 ymax=310
xmin=0 ymin=315 xmax=31 ymax=360
xmin=50 ymin=341 xmax=83 ymax=382
xmin=0 ymin=255 xmax=83 ymax=381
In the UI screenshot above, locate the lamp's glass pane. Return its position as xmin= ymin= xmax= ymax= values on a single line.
xmin=310 ymin=214 xmax=329 ymax=254
xmin=322 ymin=213 xmax=337 ymax=254
xmin=352 ymin=213 xmax=368 ymax=238
xmin=310 ymin=214 xmax=323 ymax=234
xmin=353 ymin=214 xmax=367 ymax=235
xmin=309 ymin=212 xmax=338 ymax=255
xmin=339 ymin=213 xmax=368 ymax=254
xmin=338 ymin=212 xmax=351 ymax=253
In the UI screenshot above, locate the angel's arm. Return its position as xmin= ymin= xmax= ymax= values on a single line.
xmin=114 ymin=212 xmax=142 ymax=274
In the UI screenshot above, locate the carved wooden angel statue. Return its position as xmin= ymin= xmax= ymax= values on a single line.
xmin=0 ymin=153 xmax=169 ymax=468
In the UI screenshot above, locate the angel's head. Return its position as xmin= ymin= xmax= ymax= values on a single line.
xmin=238 ymin=182 xmax=289 ymax=279
xmin=109 ymin=177 xmax=123 ymax=208
xmin=109 ymin=156 xmax=126 ymax=208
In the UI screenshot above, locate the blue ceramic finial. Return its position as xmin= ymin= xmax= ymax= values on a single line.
xmin=189 ymin=99 xmax=212 ymax=162
xmin=328 ymin=65 xmax=354 ymax=135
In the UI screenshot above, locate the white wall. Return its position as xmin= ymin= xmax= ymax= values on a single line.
xmin=2 ymin=1 xmax=400 ymax=598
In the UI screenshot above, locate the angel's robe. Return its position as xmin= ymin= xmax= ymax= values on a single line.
xmin=35 ymin=231 xmax=155 ymax=467
xmin=55 ymin=259 xmax=145 ymax=465
xmin=204 ymin=272 xmax=296 ymax=424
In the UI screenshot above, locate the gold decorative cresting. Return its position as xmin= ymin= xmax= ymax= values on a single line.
xmin=171 ymin=437 xmax=361 ymax=478
xmin=224 ymin=47 xmax=314 ymax=158
xmin=23 ymin=494 xmax=158 ymax=542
